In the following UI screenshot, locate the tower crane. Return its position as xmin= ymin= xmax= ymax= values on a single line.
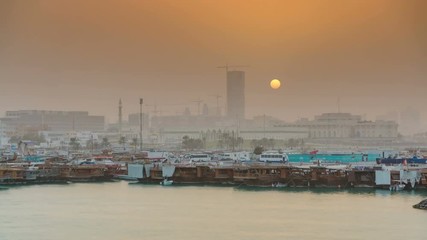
xmin=217 ymin=64 xmax=249 ymax=73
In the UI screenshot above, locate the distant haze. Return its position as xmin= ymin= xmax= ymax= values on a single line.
xmin=0 ymin=0 xmax=426 ymax=128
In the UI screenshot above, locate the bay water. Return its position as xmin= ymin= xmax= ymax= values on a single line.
xmin=1 ymin=181 xmax=426 ymax=240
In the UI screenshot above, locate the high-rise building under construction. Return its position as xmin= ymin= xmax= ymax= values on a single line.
xmin=226 ymin=70 xmax=245 ymax=119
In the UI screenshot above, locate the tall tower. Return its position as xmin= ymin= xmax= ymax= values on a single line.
xmin=119 ymin=99 xmax=123 ymax=135
xmin=226 ymin=71 xmax=245 ymax=119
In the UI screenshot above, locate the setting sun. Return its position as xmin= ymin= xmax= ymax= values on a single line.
xmin=270 ymin=79 xmax=281 ymax=89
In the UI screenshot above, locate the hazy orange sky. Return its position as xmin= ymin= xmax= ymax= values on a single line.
xmin=0 ymin=0 xmax=426 ymax=126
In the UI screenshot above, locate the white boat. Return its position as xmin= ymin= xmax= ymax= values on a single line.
xmin=271 ymin=182 xmax=287 ymax=188
xmin=389 ymin=184 xmax=405 ymax=191
xmin=189 ymin=153 xmax=212 ymax=162
xmin=160 ymin=179 xmax=173 ymax=186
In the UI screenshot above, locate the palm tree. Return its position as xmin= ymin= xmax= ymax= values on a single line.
xmin=119 ymin=136 xmax=126 ymax=150
xmin=69 ymin=138 xmax=80 ymax=151
xmin=86 ymin=139 xmax=92 ymax=150
xmin=236 ymin=137 xmax=244 ymax=149
xmin=254 ymin=146 xmax=264 ymax=155
xmin=182 ymin=136 xmax=190 ymax=150
xmin=101 ymin=137 xmax=110 ymax=149
xmin=93 ymin=141 xmax=99 ymax=150
xmin=131 ymin=138 xmax=138 ymax=152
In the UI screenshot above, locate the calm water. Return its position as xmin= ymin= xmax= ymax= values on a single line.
xmin=1 ymin=181 xmax=426 ymax=240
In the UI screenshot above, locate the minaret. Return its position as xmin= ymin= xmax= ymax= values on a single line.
xmin=119 ymin=99 xmax=123 ymax=136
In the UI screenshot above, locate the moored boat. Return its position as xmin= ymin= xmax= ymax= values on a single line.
xmin=413 ymin=199 xmax=427 ymax=210
xmin=377 ymin=157 xmax=427 ymax=165
xmin=160 ymin=178 xmax=173 ymax=186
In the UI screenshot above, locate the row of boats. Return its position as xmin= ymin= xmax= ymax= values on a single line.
xmin=0 ymin=158 xmax=122 ymax=185
xmin=2 ymin=150 xmax=427 ymax=191
xmin=124 ymin=161 xmax=427 ymax=190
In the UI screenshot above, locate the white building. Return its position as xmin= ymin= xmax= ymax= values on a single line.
xmin=154 ymin=125 xmax=308 ymax=145
xmin=40 ymin=131 xmax=100 ymax=147
xmin=238 ymin=126 xmax=308 ymax=140
xmin=292 ymin=113 xmax=398 ymax=139
xmin=0 ymin=120 xmax=14 ymax=147
xmin=399 ymin=108 xmax=421 ymax=135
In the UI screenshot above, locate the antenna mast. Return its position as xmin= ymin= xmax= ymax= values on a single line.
xmin=337 ymin=97 xmax=341 ymax=113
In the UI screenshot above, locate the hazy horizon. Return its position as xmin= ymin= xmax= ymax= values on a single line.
xmin=1 ymin=0 xmax=426 ymax=129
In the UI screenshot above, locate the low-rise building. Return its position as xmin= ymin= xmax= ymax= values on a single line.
xmin=1 ymin=110 xmax=105 ymax=132
xmin=291 ymin=113 xmax=398 ymax=139
xmin=0 ymin=120 xmax=14 ymax=146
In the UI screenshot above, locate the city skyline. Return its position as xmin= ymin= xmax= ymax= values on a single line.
xmin=2 ymin=2 xmax=427 ymax=240
xmin=1 ymin=0 xmax=426 ymax=128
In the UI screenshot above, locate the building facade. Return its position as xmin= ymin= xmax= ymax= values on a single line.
xmin=399 ymin=108 xmax=421 ymax=135
xmin=128 ymin=113 xmax=150 ymax=129
xmin=1 ymin=110 xmax=105 ymax=132
xmin=0 ymin=120 xmax=14 ymax=146
xmin=226 ymin=71 xmax=245 ymax=119
xmin=292 ymin=113 xmax=398 ymax=139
